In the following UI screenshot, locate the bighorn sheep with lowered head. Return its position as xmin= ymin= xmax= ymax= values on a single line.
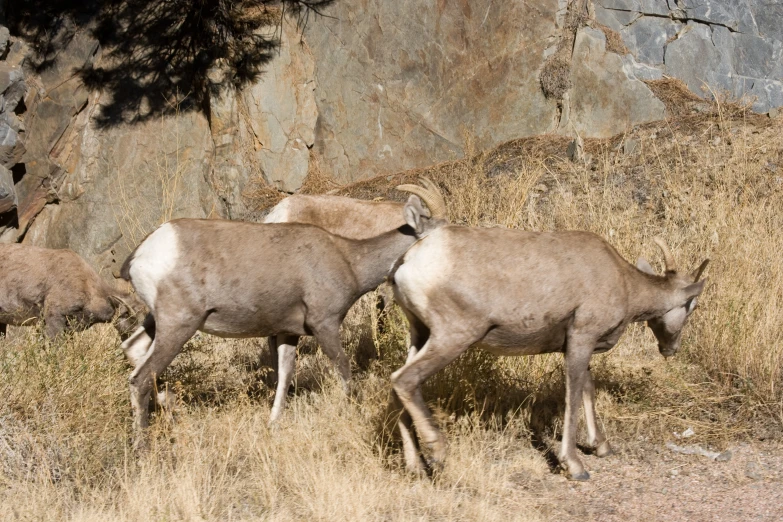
xmin=263 ymin=177 xmax=446 ymax=368
xmin=263 ymin=177 xmax=445 ymax=238
xmin=0 ymin=244 xmax=146 ymax=339
xmin=390 ymin=227 xmax=708 ymax=480
xmin=119 ymin=184 xmax=446 ymax=445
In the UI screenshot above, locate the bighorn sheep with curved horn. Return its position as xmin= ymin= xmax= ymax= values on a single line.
xmin=120 ymin=180 xmax=447 ymax=447
xmin=264 ymin=177 xmax=447 ymax=238
xmin=261 ymin=177 xmax=446 ymax=394
xmin=0 ymin=244 xmax=146 ymax=339
xmin=390 ymin=229 xmax=708 ymax=480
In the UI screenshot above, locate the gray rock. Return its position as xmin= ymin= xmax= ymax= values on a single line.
xmin=638 ymin=0 xmax=670 ymax=16
xmin=567 ymin=136 xmax=585 ymax=162
xmin=566 ymin=28 xmax=665 ymax=138
xmin=747 ymin=79 xmax=783 ymax=113
xmin=621 ymin=17 xmax=681 ymax=65
xmin=595 ymin=6 xmax=641 ymax=30
xmin=675 ymin=0 xmax=741 ymax=31
xmin=754 ymin=3 xmax=783 ymax=42
xmin=24 ymin=105 xmax=221 ymax=277
xmin=0 ymin=163 xmax=15 ymax=214
xmin=0 ymin=63 xmax=22 ymax=94
xmin=622 ymin=54 xmax=664 ymax=80
xmin=665 ymin=23 xmax=731 ymax=99
xmin=715 ymin=450 xmax=732 ymax=462
xmin=732 ymin=33 xmax=776 ymax=78
xmin=0 ymin=120 xmax=23 ymax=168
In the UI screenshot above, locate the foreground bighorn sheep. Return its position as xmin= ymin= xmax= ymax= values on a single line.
xmin=119 ymin=189 xmax=446 ymax=444
xmin=390 ymin=229 xmax=708 ymax=480
xmin=0 ymin=244 xmax=145 ymax=339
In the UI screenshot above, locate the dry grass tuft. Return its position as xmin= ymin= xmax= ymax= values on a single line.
xmin=594 ymin=23 xmax=630 ymax=55
xmin=298 ymin=151 xmax=340 ymax=195
xmin=645 ymin=77 xmax=711 ymax=117
xmin=539 ymin=51 xmax=572 ymax=101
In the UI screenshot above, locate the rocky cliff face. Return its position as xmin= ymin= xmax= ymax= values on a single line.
xmin=595 ymin=0 xmax=783 ymax=113
xmin=0 ymin=0 xmax=780 ymax=278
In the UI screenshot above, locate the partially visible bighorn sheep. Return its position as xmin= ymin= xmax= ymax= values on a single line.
xmin=264 ymin=177 xmax=445 ymax=239
xmin=390 ymin=230 xmax=708 ymax=480
xmin=0 ymin=244 xmax=145 ymax=339
xmin=263 ymin=177 xmax=447 ymax=380
xmin=120 ymin=187 xmax=446 ymax=446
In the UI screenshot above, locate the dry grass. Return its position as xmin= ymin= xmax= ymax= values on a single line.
xmin=594 ymin=23 xmax=630 ymax=56
xmin=539 ymin=51 xmax=572 ymax=101
xmin=2 ymin=102 xmax=782 ymax=519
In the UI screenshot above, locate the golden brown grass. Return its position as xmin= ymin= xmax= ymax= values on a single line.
xmin=2 ymin=102 xmax=782 ymax=519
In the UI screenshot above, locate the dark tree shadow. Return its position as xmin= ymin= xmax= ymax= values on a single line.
xmin=7 ymin=0 xmax=334 ymax=127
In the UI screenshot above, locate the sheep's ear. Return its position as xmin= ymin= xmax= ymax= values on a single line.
xmin=403 ymin=195 xmax=429 ymax=234
xmin=636 ymin=257 xmax=656 ymax=275
xmin=682 ymin=278 xmax=707 ymax=301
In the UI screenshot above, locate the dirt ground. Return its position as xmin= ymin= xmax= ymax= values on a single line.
xmin=539 ymin=441 xmax=783 ymax=521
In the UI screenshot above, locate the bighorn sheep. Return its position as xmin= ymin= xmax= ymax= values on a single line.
xmin=390 ymin=228 xmax=708 ymax=480
xmin=0 ymin=244 xmax=146 ymax=339
xmin=119 ymin=188 xmax=446 ymax=445
xmin=263 ymin=177 xmax=446 ymax=238
xmin=263 ymin=177 xmax=447 ymax=375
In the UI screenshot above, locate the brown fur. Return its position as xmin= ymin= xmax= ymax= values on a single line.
xmin=0 ymin=244 xmax=145 ymax=339
xmin=390 ymin=226 xmax=708 ymax=480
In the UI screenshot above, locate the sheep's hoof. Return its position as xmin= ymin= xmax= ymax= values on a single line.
xmin=405 ymin=458 xmax=428 ymax=478
xmin=568 ymin=470 xmax=590 ymax=481
xmin=596 ymin=441 xmax=614 ymax=458
xmin=132 ymin=434 xmax=150 ymax=456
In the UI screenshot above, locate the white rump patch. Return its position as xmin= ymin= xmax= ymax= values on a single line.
xmin=263 ymin=198 xmax=291 ymax=223
xmin=128 ymin=222 xmax=180 ymax=312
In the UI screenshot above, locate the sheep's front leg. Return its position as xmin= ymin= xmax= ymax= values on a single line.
xmin=559 ymin=334 xmax=593 ymax=480
xmin=268 ymin=334 xmax=299 ymax=424
xmin=313 ymin=324 xmax=351 ymax=394
xmin=44 ymin=311 xmax=66 ymax=339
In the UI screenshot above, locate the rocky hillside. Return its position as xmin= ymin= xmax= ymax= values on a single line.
xmin=0 ymin=0 xmax=780 ymax=277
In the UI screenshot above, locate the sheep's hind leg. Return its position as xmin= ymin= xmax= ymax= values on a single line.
xmin=582 ymin=367 xmax=613 ymax=457
xmin=121 ymin=314 xmax=156 ymax=368
xmin=129 ymin=313 xmax=200 ymax=451
xmin=392 ymin=329 xmax=476 ymax=471
xmin=396 ymin=312 xmax=429 ymax=475
xmin=559 ymin=333 xmax=594 ymax=481
xmin=396 ymin=345 xmax=428 ymax=476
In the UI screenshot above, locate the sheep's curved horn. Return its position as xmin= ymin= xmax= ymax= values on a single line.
xmin=653 ymin=237 xmax=676 ymax=272
xmin=109 ymin=294 xmax=134 ymax=315
xmin=396 ymin=177 xmax=447 ymax=219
